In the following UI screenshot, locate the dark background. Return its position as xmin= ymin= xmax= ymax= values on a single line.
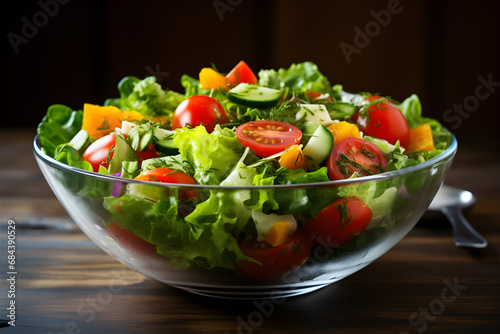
xmin=3 ymin=0 xmax=500 ymax=143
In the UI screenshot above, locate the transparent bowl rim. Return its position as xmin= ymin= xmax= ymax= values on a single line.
xmin=33 ymin=133 xmax=457 ymax=190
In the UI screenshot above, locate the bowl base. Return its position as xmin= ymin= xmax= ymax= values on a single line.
xmin=169 ymin=282 xmax=331 ymax=300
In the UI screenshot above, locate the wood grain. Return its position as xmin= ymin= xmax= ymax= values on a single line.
xmin=1 ymin=129 xmax=499 ymax=334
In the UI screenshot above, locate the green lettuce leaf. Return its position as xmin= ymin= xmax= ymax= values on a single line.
xmin=219 ymin=160 xmax=259 ymax=225
xmin=398 ymin=94 xmax=452 ymax=150
xmin=53 ymin=144 xmax=93 ymax=172
xmin=244 ymin=167 xmax=339 ymax=220
xmin=117 ymin=76 xmax=185 ymax=117
xmin=272 ymin=167 xmax=340 ymax=219
xmin=180 ymin=74 xmax=205 ymax=97
xmin=258 ymin=62 xmax=332 ymax=94
xmin=37 ymin=104 xmax=83 ymax=158
xmin=182 ymin=186 xmax=252 ymax=269
xmin=173 ymin=125 xmax=245 ymax=185
xmin=104 ymin=163 xmax=256 ymax=270
xmin=104 ymin=195 xmax=206 ymax=269
xmin=337 ymin=181 xmax=398 ymax=230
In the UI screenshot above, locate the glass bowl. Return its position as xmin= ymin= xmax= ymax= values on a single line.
xmin=33 ymin=135 xmax=457 ymax=299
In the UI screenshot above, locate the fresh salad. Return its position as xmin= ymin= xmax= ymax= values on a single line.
xmin=37 ymin=61 xmax=452 ymax=279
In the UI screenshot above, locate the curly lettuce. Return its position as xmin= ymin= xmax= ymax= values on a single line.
xmin=173 ymin=125 xmax=245 ymax=185
xmin=258 ymin=61 xmax=332 ymax=94
xmin=104 ymin=158 xmax=259 ymax=270
xmin=114 ymin=76 xmax=185 ymax=117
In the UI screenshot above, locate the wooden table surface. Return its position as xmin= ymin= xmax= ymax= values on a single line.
xmin=1 ymin=129 xmax=499 ymax=334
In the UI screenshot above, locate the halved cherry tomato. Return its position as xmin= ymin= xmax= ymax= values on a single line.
xmin=82 ymin=133 xmax=117 ymax=172
xmin=226 ymin=60 xmax=258 ymax=86
xmin=304 ymin=197 xmax=373 ymax=248
xmin=326 ymin=137 xmax=388 ymax=180
xmin=172 ymin=95 xmax=229 ymax=132
xmin=235 ymin=120 xmax=302 ymax=157
xmin=105 ymin=223 xmax=157 ymax=255
xmin=352 ymin=96 xmax=410 ymax=148
xmin=237 ymin=229 xmax=311 ymax=279
xmin=134 ymin=167 xmax=198 ymax=200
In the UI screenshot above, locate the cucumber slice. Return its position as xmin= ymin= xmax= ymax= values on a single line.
xmin=68 ymin=129 xmax=90 ymax=154
xmin=303 ymin=122 xmax=320 ymax=135
xmin=152 ymin=128 xmax=178 ymax=155
xmin=108 ymin=134 xmax=137 ymax=174
xmin=154 ymin=137 xmax=178 ymax=155
xmin=153 ymin=127 xmax=174 ymax=141
xmin=141 ymin=156 xmax=187 ymax=174
xmin=228 ymin=83 xmax=283 ymax=108
xmin=302 ymin=124 xmax=334 ymax=170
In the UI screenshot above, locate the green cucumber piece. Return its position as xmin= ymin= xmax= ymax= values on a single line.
xmin=303 ymin=121 xmax=320 ymax=135
xmin=141 ymin=156 xmax=186 ymax=173
xmin=152 ymin=128 xmax=178 ymax=155
xmin=108 ymin=134 xmax=137 ymax=174
xmin=228 ymin=83 xmax=283 ymax=108
xmin=68 ymin=130 xmax=90 ymax=154
xmin=153 ymin=127 xmax=174 ymax=141
xmin=154 ymin=138 xmax=178 ymax=155
xmin=302 ymin=124 xmax=334 ymax=170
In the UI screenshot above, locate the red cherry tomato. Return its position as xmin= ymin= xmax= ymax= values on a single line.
xmin=82 ymin=133 xmax=158 ymax=172
xmin=226 ymin=60 xmax=258 ymax=86
xmin=135 ymin=167 xmax=196 ymax=184
xmin=326 ymin=137 xmax=388 ymax=180
xmin=82 ymin=133 xmax=117 ymax=172
xmin=305 ymin=91 xmax=334 ymax=103
xmin=105 ymin=223 xmax=157 ymax=255
xmin=235 ymin=120 xmax=302 ymax=157
xmin=137 ymin=142 xmax=159 ymax=161
xmin=304 ymin=196 xmax=373 ymax=248
xmin=134 ymin=167 xmax=198 ymax=200
xmin=172 ymin=95 xmax=229 ymax=132
xmin=352 ymin=96 xmax=410 ymax=148
xmin=237 ymin=230 xmax=311 ymax=279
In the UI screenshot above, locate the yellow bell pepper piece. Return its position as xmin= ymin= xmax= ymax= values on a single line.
xmin=82 ymin=103 xmax=145 ymax=139
xmin=199 ymin=67 xmax=229 ymax=90
xmin=266 ymin=222 xmax=291 ymax=247
xmin=407 ymin=123 xmax=435 ymax=152
xmin=327 ymin=121 xmax=361 ymax=144
xmin=279 ymin=145 xmax=306 ymax=170
xmin=149 ymin=115 xmax=170 ymax=128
